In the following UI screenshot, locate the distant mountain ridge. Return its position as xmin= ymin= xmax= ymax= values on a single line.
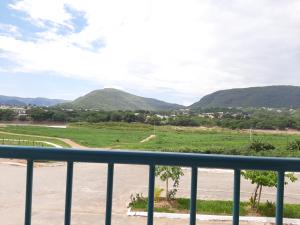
xmin=3 ymin=85 xmax=300 ymax=110
xmin=0 ymin=95 xmax=68 ymax=107
xmin=60 ymin=88 xmax=184 ymax=111
xmin=190 ymin=85 xmax=300 ymax=109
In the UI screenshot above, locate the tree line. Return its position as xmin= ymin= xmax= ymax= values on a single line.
xmin=1 ymin=107 xmax=300 ymax=130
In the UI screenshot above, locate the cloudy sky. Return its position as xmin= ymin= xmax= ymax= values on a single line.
xmin=0 ymin=0 xmax=300 ymax=105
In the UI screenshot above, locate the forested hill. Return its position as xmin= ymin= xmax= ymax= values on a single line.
xmin=0 ymin=95 xmax=68 ymax=107
xmin=59 ymin=88 xmax=184 ymax=111
xmin=190 ymin=86 xmax=300 ymax=109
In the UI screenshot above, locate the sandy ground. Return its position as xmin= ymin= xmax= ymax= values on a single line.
xmin=1 ymin=162 xmax=300 ymax=225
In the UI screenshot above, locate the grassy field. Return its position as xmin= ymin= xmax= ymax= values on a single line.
xmin=0 ymin=132 xmax=70 ymax=148
xmin=1 ymin=122 xmax=300 ymax=155
xmin=130 ymin=197 xmax=300 ymax=218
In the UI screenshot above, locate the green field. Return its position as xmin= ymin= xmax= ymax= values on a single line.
xmin=0 ymin=132 xmax=70 ymax=148
xmin=1 ymin=122 xmax=300 ymax=156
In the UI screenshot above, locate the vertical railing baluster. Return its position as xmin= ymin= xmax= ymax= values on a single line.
xmin=233 ymin=169 xmax=241 ymax=225
xmin=24 ymin=160 xmax=33 ymax=225
xmin=64 ymin=161 xmax=74 ymax=225
xmin=105 ymin=163 xmax=114 ymax=225
xmin=190 ymin=166 xmax=198 ymax=225
xmin=147 ymin=164 xmax=155 ymax=225
xmin=276 ymin=171 xmax=285 ymax=225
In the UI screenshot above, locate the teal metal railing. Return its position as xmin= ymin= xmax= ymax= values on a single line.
xmin=1 ymin=146 xmax=300 ymax=225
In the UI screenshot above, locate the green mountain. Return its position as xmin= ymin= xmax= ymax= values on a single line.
xmin=190 ymin=85 xmax=300 ymax=109
xmin=0 ymin=95 xmax=68 ymax=107
xmin=60 ymin=88 xmax=184 ymax=111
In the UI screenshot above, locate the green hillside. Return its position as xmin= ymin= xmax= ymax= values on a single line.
xmin=190 ymin=85 xmax=300 ymax=109
xmin=0 ymin=95 xmax=68 ymax=106
xmin=60 ymin=88 xmax=183 ymax=111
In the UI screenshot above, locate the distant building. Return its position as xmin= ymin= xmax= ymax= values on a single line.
xmin=0 ymin=105 xmax=29 ymax=119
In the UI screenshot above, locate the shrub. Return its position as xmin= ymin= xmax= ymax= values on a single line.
xmin=248 ymin=140 xmax=275 ymax=152
xmin=154 ymin=186 xmax=164 ymax=202
xmin=128 ymin=193 xmax=146 ymax=208
xmin=287 ymin=140 xmax=300 ymax=151
xmin=258 ymin=201 xmax=276 ymax=217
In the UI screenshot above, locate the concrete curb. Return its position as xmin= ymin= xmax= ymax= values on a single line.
xmin=127 ymin=208 xmax=300 ymax=224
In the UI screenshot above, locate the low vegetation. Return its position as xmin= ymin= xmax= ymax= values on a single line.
xmin=0 ymin=122 xmax=300 ymax=155
xmin=0 ymin=133 xmax=69 ymax=148
xmin=129 ymin=196 xmax=300 ymax=218
xmin=287 ymin=140 xmax=300 ymax=151
xmin=2 ymin=122 xmax=300 ymax=157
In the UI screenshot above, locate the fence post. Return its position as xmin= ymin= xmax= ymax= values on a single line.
xmin=190 ymin=166 xmax=198 ymax=225
xmin=276 ymin=171 xmax=285 ymax=225
xmin=24 ymin=160 xmax=34 ymax=225
xmin=233 ymin=169 xmax=241 ymax=225
xmin=147 ymin=164 xmax=155 ymax=225
xmin=105 ymin=163 xmax=114 ymax=225
xmin=64 ymin=161 xmax=74 ymax=225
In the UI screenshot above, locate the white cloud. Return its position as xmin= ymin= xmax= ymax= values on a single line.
xmin=0 ymin=23 xmax=20 ymax=37
xmin=9 ymin=0 xmax=73 ymax=28
xmin=1 ymin=0 xmax=300 ymax=105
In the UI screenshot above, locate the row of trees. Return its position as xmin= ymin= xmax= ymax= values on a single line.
xmin=0 ymin=109 xmax=16 ymax=121
xmin=0 ymin=108 xmax=203 ymax=126
xmin=215 ymin=116 xmax=300 ymax=130
xmin=29 ymin=108 xmax=300 ymax=130
xmin=2 ymin=107 xmax=300 ymax=131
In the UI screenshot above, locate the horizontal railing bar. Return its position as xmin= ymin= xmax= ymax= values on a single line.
xmin=1 ymin=146 xmax=300 ymax=171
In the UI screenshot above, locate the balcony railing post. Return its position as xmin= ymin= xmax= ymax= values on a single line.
xmin=105 ymin=163 xmax=114 ymax=225
xmin=233 ymin=169 xmax=241 ymax=225
xmin=190 ymin=166 xmax=198 ymax=225
xmin=64 ymin=161 xmax=74 ymax=225
xmin=24 ymin=160 xmax=33 ymax=225
xmin=147 ymin=164 xmax=155 ymax=225
xmin=276 ymin=171 xmax=285 ymax=225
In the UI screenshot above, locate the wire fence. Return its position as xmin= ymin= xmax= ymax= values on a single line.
xmin=0 ymin=138 xmax=48 ymax=147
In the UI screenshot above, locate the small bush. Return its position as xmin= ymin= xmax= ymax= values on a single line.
xmin=154 ymin=186 xmax=164 ymax=202
xmin=128 ymin=193 xmax=146 ymax=208
xmin=248 ymin=140 xmax=275 ymax=152
xmin=258 ymin=201 xmax=275 ymax=217
xmin=287 ymin=140 xmax=300 ymax=151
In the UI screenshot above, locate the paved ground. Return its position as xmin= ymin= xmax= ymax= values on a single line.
xmin=1 ymin=162 xmax=300 ymax=225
